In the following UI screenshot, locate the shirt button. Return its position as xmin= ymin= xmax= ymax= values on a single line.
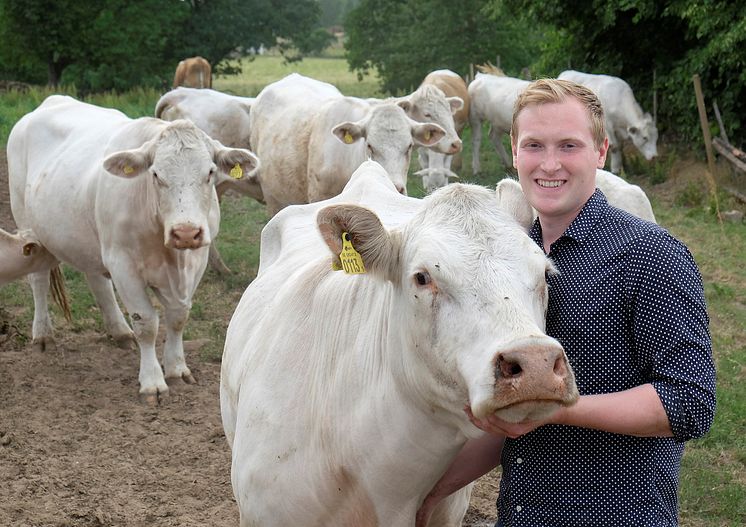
xmin=516 ymin=505 xmax=522 ymax=512
xmin=516 ymin=458 xmax=523 ymax=464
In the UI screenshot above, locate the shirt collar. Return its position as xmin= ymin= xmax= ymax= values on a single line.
xmin=529 ymin=189 xmax=609 ymax=247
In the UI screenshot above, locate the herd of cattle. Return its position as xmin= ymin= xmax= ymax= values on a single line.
xmin=1 ymin=60 xmax=658 ymax=526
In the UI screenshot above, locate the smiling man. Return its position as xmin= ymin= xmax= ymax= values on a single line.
xmin=416 ymin=79 xmax=716 ymax=527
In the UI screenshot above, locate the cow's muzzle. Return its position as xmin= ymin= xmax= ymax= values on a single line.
xmin=167 ymin=223 xmax=206 ymax=250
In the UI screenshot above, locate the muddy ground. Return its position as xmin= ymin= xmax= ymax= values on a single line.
xmin=0 ymin=146 xmax=500 ymax=527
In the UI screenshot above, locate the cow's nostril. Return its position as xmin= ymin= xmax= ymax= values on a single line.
xmin=498 ymin=354 xmax=523 ymax=378
xmin=553 ymin=356 xmax=566 ymax=376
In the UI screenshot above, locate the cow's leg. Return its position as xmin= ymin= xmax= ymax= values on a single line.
xmin=417 ymin=146 xmax=429 ymax=172
xmin=28 ymin=269 xmax=56 ymax=352
xmin=110 ymin=277 xmax=166 ymax=403
xmin=84 ymin=272 xmax=136 ymax=349
xmin=609 ymin=145 xmax=623 ymax=174
xmin=208 ymin=185 xmax=232 ymax=275
xmin=489 ymin=127 xmax=513 ymax=169
xmin=427 ymin=485 xmax=473 ymax=527
xmin=152 ymin=289 xmax=195 ymax=384
xmin=470 ymin=117 xmax=483 ymax=175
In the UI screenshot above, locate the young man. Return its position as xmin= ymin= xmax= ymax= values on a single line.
xmin=416 ymin=79 xmax=716 ymax=526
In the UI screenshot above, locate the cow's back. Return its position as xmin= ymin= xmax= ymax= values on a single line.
xmin=469 ymin=73 xmax=529 ymax=131
xmin=249 ymin=74 xmax=343 ymax=214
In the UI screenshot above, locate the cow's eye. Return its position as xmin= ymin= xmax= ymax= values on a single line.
xmin=367 ymin=145 xmax=375 ymax=157
xmin=207 ymin=167 xmax=216 ymax=183
xmin=414 ymin=271 xmax=431 ymax=286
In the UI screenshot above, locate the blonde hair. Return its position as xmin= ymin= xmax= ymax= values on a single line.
xmin=511 ymin=78 xmax=606 ymax=149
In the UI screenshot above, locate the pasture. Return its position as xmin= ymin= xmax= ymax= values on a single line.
xmin=0 ymin=55 xmax=744 ymax=526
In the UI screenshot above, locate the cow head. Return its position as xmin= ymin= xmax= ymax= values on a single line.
xmin=331 ymin=104 xmax=444 ymax=195
xmin=317 ymin=179 xmax=577 ymax=426
xmin=397 ymin=84 xmax=463 ymax=155
xmin=103 ymin=120 xmax=258 ymax=249
xmin=627 ymin=113 xmax=658 ymax=161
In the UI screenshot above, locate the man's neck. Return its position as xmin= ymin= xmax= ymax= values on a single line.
xmin=538 ymin=213 xmax=577 ymax=254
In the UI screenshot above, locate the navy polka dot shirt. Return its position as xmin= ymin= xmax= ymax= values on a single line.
xmin=496 ymin=190 xmax=716 ymax=527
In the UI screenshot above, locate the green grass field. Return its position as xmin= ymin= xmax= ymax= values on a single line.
xmin=1 ymin=55 xmax=744 ymax=526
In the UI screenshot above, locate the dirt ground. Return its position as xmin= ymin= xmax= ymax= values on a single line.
xmin=0 ymin=146 xmax=501 ymax=527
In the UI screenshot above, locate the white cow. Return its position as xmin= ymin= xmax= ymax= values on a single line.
xmin=221 ymin=160 xmax=578 ymax=527
xmin=558 ymin=70 xmax=658 ymax=174
xmin=0 ymin=228 xmax=56 ymax=286
xmin=595 ymin=169 xmax=656 ymax=222
xmin=8 ymin=95 xmax=258 ymax=402
xmin=415 ymin=69 xmax=469 ymax=193
xmin=155 ymin=86 xmax=262 ymax=274
xmin=468 ymin=72 xmax=529 ymax=174
xmin=249 ymin=73 xmax=445 ymax=216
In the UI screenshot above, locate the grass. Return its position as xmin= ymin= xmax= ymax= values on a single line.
xmin=1 ymin=55 xmax=744 ymax=526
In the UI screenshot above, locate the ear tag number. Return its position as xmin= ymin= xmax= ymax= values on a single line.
xmin=344 ymin=132 xmax=354 ymax=144
xmin=230 ymin=163 xmax=243 ymax=179
xmin=337 ymin=231 xmax=366 ymax=274
xmin=123 ymin=165 xmax=134 ymax=175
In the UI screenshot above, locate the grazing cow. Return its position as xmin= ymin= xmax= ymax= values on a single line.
xmin=8 ymin=95 xmax=258 ymax=402
xmin=249 ymin=73 xmax=445 ymax=216
xmin=558 ymin=70 xmax=658 ymax=173
xmin=468 ymin=72 xmax=530 ymax=174
xmin=155 ymin=86 xmax=262 ymax=274
xmin=173 ymin=56 xmax=212 ymax=89
xmin=415 ymin=69 xmax=470 ymax=193
xmin=221 ymin=160 xmax=579 ymax=527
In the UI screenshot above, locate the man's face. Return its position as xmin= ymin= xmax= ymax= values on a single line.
xmin=512 ymin=99 xmax=608 ymax=224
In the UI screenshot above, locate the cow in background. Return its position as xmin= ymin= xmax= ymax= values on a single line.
xmin=221 ymin=160 xmax=578 ymax=527
xmin=558 ymin=70 xmax=658 ymax=174
xmin=173 ymin=56 xmax=212 ymax=89
xmin=415 ymin=69 xmax=469 ymax=193
xmin=249 ymin=73 xmax=445 ymax=216
xmin=8 ymin=95 xmax=258 ymax=402
xmin=0 ymin=228 xmax=56 ymax=286
xmin=155 ymin=86 xmax=262 ymax=274
xmin=468 ymin=68 xmax=529 ymax=174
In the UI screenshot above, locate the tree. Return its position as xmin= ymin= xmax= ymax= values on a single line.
xmin=0 ymin=0 xmax=327 ymax=91
xmin=344 ymin=0 xmax=544 ymax=94
xmin=501 ymin=0 xmax=746 ymax=145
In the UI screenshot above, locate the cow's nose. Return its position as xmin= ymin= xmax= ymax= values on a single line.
xmin=449 ymin=139 xmax=463 ymax=154
xmin=495 ymin=345 xmax=569 ymax=383
xmin=169 ymin=224 xmax=204 ymax=249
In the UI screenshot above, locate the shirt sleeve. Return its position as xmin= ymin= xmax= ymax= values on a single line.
xmin=626 ymin=229 xmax=716 ymax=442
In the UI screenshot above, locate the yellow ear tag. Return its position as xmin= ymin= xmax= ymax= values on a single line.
xmin=337 ymin=231 xmax=366 ymax=274
xmin=344 ymin=131 xmax=354 ymax=144
xmin=230 ymin=163 xmax=243 ymax=179
xmin=424 ymin=130 xmax=431 ymax=141
xmin=123 ymin=165 xmax=134 ymax=175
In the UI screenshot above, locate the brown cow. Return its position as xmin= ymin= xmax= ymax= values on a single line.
xmin=172 ymin=56 xmax=212 ymax=89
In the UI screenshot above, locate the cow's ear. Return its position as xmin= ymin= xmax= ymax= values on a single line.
xmin=332 ymin=122 xmax=365 ymax=145
xmin=448 ymin=96 xmax=464 ymax=114
xmin=396 ymin=97 xmax=412 ymax=114
xmin=317 ymin=204 xmax=400 ymax=283
xmin=495 ymin=178 xmax=535 ymax=231
xmin=103 ymin=150 xmax=151 ymax=178
xmin=214 ymin=146 xmax=260 ymax=180
xmin=412 ymin=123 xmax=445 ymax=147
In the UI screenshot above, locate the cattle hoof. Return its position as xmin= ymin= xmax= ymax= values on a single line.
xmin=113 ymin=333 xmax=137 ymax=350
xmin=182 ymin=372 xmax=197 ymax=384
xmin=31 ymin=337 xmax=56 ymax=353
xmin=139 ymin=389 xmax=169 ymax=406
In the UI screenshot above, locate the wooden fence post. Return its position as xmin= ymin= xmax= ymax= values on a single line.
xmin=692 ymin=74 xmax=723 ymax=222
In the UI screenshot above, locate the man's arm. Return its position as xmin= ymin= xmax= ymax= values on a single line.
xmin=415 ymin=433 xmax=505 ymax=527
xmin=468 ymin=383 xmax=672 ymax=438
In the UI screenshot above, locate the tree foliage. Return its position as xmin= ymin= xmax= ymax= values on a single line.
xmin=344 ymin=0 xmax=544 ymax=94
xmin=502 ymin=0 xmax=746 ymax=145
xmin=0 ymin=0 xmax=326 ymax=91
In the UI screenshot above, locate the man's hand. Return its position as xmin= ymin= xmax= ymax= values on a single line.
xmin=464 ymin=406 xmax=563 ymax=438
